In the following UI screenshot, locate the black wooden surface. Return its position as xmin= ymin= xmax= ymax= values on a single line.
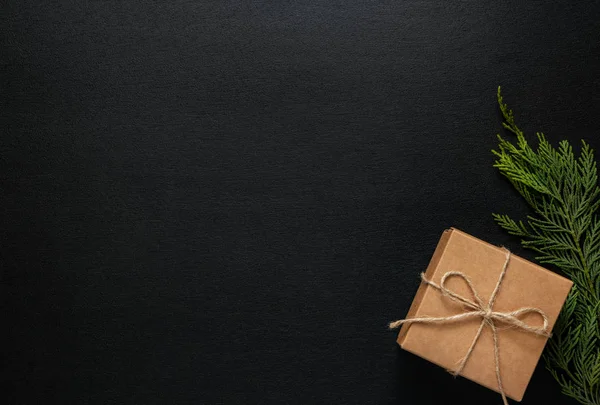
xmin=2 ymin=1 xmax=600 ymax=404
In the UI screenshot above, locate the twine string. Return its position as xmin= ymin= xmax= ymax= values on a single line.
xmin=389 ymin=250 xmax=551 ymax=405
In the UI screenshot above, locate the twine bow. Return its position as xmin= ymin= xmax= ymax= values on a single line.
xmin=389 ymin=249 xmax=551 ymax=405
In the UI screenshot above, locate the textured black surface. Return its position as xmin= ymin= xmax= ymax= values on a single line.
xmin=2 ymin=1 xmax=600 ymax=404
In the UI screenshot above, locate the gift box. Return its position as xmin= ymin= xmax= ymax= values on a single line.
xmin=392 ymin=228 xmax=572 ymax=402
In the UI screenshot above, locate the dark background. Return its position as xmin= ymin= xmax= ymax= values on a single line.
xmin=2 ymin=1 xmax=600 ymax=404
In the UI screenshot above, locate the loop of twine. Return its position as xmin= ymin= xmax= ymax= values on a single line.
xmin=389 ymin=249 xmax=551 ymax=405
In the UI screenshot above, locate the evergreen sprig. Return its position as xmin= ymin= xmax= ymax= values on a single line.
xmin=492 ymin=87 xmax=600 ymax=405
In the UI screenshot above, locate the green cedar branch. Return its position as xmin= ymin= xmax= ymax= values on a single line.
xmin=492 ymin=87 xmax=600 ymax=405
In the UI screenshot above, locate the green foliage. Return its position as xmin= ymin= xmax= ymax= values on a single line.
xmin=492 ymin=87 xmax=600 ymax=405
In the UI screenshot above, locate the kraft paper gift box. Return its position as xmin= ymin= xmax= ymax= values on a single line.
xmin=393 ymin=228 xmax=573 ymax=402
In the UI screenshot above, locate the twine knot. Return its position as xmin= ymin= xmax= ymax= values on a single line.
xmin=389 ymin=249 xmax=551 ymax=405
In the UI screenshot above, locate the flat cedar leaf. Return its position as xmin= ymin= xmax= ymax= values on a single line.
xmin=492 ymin=87 xmax=600 ymax=405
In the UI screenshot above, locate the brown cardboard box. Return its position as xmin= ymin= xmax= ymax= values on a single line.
xmin=396 ymin=228 xmax=573 ymax=402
